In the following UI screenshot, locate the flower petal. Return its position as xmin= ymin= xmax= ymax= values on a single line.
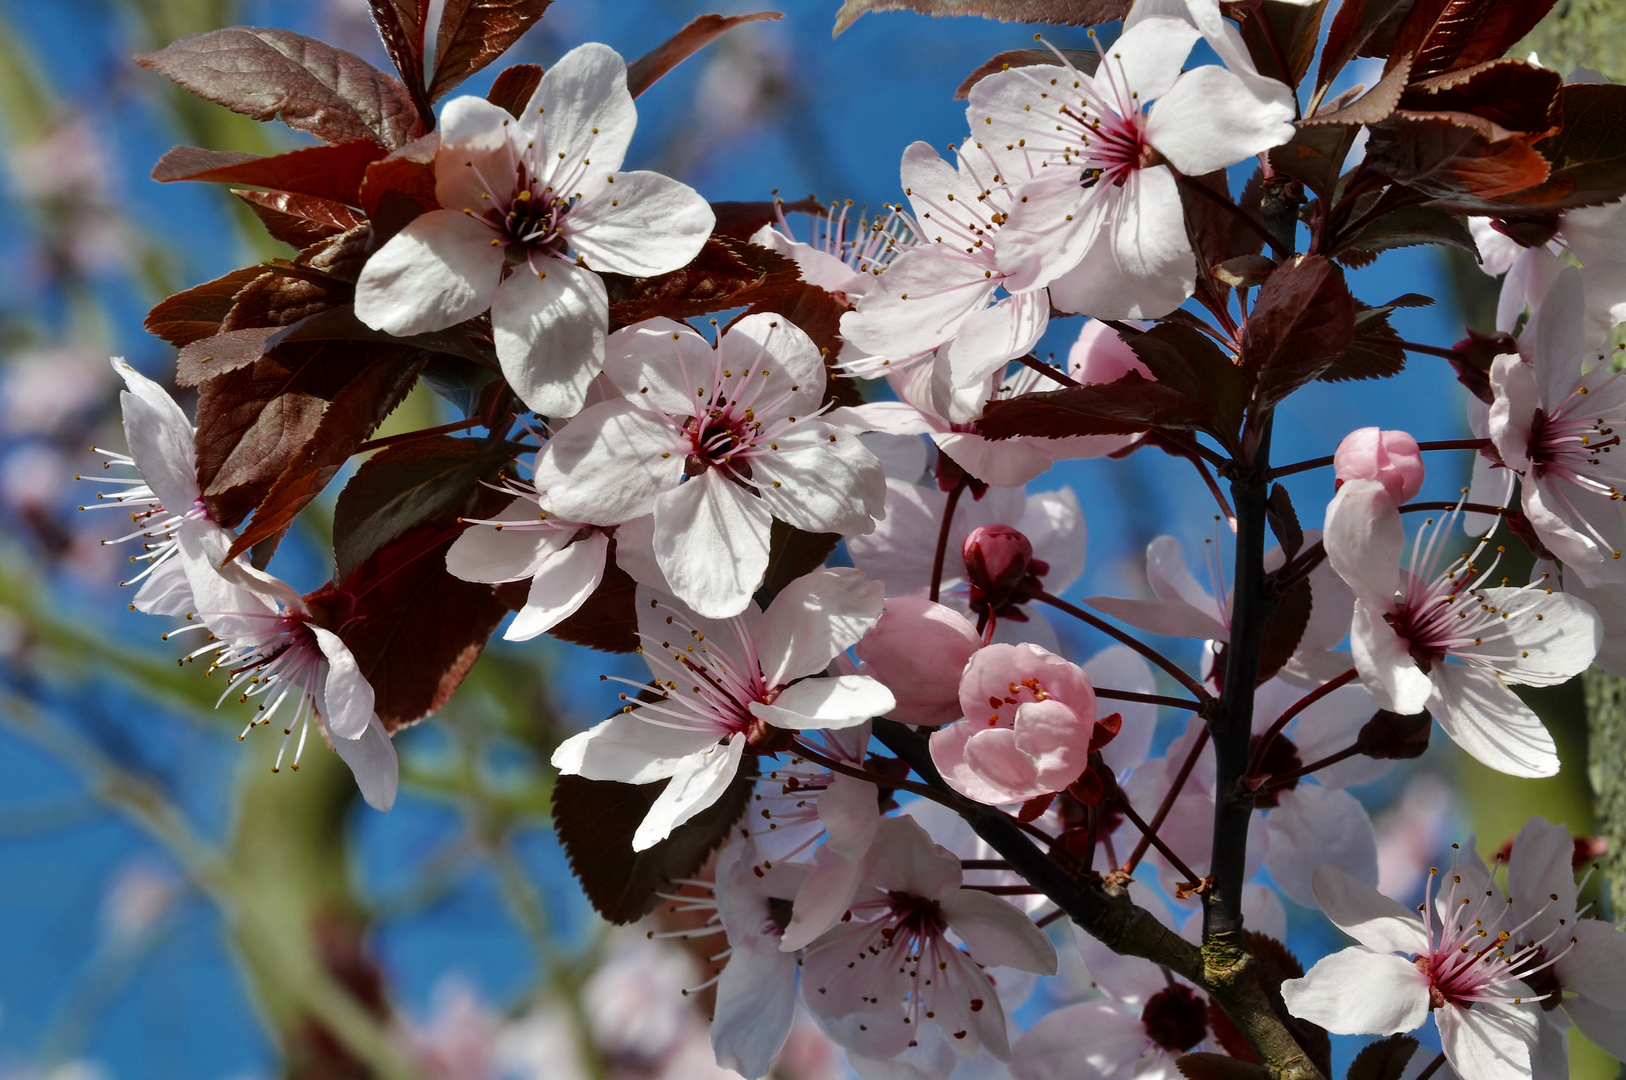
xmin=492 ymin=258 xmax=608 ymax=418
xmin=753 ymin=423 xmax=887 ymax=538
xmin=353 ymin=209 xmax=502 ymax=336
xmin=1146 ymin=65 xmax=1295 ymax=175
xmin=1324 ymin=479 xmax=1404 ymax=611
xmin=534 ymin=42 xmax=636 ymax=183
xmin=1308 ymin=864 xmax=1428 ymax=955
xmin=938 ymin=888 xmax=1057 ymax=974
xmin=757 ymin=566 xmax=885 ymax=687
xmin=112 ymin=359 xmax=198 ymax=512
xmin=311 ymin=626 xmax=375 ymax=740
xmin=1265 ymin=786 xmax=1379 ymax=909
xmin=1429 ymin=663 xmax=1560 ymax=778
xmin=505 ymin=531 xmax=608 ymax=640
xmin=653 ymin=471 xmax=771 ymax=619
xmin=1351 ymin=601 xmax=1434 ymax=714
xmin=567 ymin=170 xmax=713 ymax=277
xmin=445 ymin=499 xmax=563 ymax=583
xmin=944 ymin=290 xmax=1050 ymax=393
xmin=631 ymin=734 xmax=745 ymax=851
xmin=550 ymin=711 xmax=720 ymax=784
xmin=1279 ymin=948 xmax=1431 ymax=1035
xmin=750 ymin=674 xmax=895 ymax=730
xmin=534 ymin=398 xmax=684 ymax=525
xmin=327 ymin=716 xmax=399 ymax=812
xmin=1436 ymin=1002 xmax=1538 ymax=1080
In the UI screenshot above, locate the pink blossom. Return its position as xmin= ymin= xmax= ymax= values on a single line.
xmin=930 ymin=643 xmax=1099 ymax=805
xmin=1335 ymin=427 xmax=1425 ymax=504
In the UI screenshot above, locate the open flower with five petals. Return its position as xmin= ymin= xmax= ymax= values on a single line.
xmin=534 ymin=313 xmax=886 ymax=618
xmin=353 ymin=43 xmax=713 ymax=418
xmin=1324 ymin=479 xmax=1599 ymax=777
xmin=550 ymin=569 xmax=894 ymax=851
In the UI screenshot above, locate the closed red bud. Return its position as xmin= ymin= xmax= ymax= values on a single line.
xmin=963 ymin=524 xmax=1046 ymax=618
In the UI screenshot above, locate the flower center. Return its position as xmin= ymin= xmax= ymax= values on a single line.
xmin=1141 ymin=985 xmax=1208 ymax=1053
xmin=1527 ymin=404 xmax=1623 ymax=490
xmin=683 ymin=413 xmax=754 ymax=479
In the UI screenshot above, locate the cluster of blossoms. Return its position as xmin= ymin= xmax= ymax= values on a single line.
xmin=93 ymin=0 xmax=1626 ymax=1078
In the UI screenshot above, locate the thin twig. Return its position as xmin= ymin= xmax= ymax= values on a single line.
xmin=1247 ymin=669 xmax=1359 ymax=776
xmin=791 ymin=739 xmax=962 ymax=813
xmin=1016 ymin=353 xmax=1081 ymax=388
xmin=1124 ymin=727 xmax=1209 ymax=874
xmin=929 ymin=476 xmax=970 ymax=603
xmin=1104 ymin=772 xmax=1204 ymax=887
xmin=1096 ymin=688 xmax=1204 ymax=711
xmin=355 ymin=416 xmax=482 ymax=454
xmin=1034 ymin=591 xmax=1212 ymax=702
xmin=1414 ymin=1053 xmax=1447 ymax=1080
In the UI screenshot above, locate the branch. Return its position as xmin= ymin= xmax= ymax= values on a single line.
xmin=1034 ymin=591 xmax=1213 ymax=702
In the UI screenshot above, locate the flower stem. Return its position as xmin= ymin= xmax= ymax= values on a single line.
xmin=1095 ymin=687 xmax=1203 ymax=710
xmin=1032 ymin=591 xmax=1212 ymax=702
xmin=929 ymin=476 xmax=970 ymax=604
xmin=1415 ymin=1053 xmax=1447 ymax=1080
xmin=1124 ymin=726 xmax=1209 ymax=875
xmin=1247 ymin=669 xmax=1359 ymax=777
xmin=1103 ymin=772 xmax=1204 ymax=887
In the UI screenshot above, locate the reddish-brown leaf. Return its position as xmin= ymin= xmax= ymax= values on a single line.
xmin=333 ymin=517 xmax=511 ymax=729
xmin=226 ymin=348 xmax=429 ymax=559
xmin=1391 ymin=0 xmax=1558 ymax=80
xmin=833 ymin=0 xmax=1130 ymax=35
xmin=486 ymin=63 xmax=543 ymax=117
xmin=1174 ymin=1055 xmax=1269 ymax=1080
xmin=176 ymin=327 xmax=285 ymax=386
xmin=977 ymin=373 xmax=1217 ymax=440
xmin=1366 ymin=112 xmax=1550 ymax=201
xmin=1237 ymin=0 xmax=1328 ymax=89
xmin=1255 ymin=576 xmax=1311 ymax=686
xmin=137 ymin=28 xmax=420 ymax=148
xmin=955 ymin=47 xmax=1098 ymax=99
xmin=221 ymin=270 xmax=350 ymax=332
xmin=144 ymin=266 xmax=265 ymax=347
xmin=428 ymin=0 xmax=552 ymax=102
xmin=1242 ymin=255 xmax=1357 ymax=408
xmin=358 ymin=139 xmax=440 ymax=238
xmin=1120 ymin=322 xmax=1249 ymax=440
xmin=626 ymin=13 xmax=782 ymax=99
xmin=1399 ymin=59 xmax=1562 ymax=139
xmin=152 ymin=141 xmax=388 ymax=205
xmin=1316 ymin=0 xmax=1416 ymax=90
xmin=546 ymin=558 xmax=640 ymax=652
xmin=233 ymin=189 xmax=368 ymax=248
xmin=1483 ymin=84 xmax=1626 ymax=213
xmin=606 ymin=235 xmax=800 ymax=327
xmin=333 ymin=435 xmax=516 ymax=578
xmin=735 ymin=281 xmax=861 ymax=408
xmin=1329 ymin=203 xmax=1477 ymax=267
xmin=552 ymin=763 xmax=756 ymax=923
xmin=367 ymin=0 xmax=435 ymax=128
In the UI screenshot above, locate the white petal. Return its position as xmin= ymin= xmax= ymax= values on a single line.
xmin=1475 ymin=585 xmax=1599 ymax=686
xmin=534 ymin=399 xmax=685 ymax=524
xmin=1010 ymin=1000 xmax=1148 ymax=1080
xmin=944 ymin=291 xmax=1050 ymax=391
xmin=754 ymin=423 xmax=887 ymax=538
xmin=631 ymin=734 xmax=745 ymax=851
xmin=131 ymin=556 xmax=195 ymax=616
xmin=712 ymin=939 xmax=797 ymax=1078
xmin=550 ymin=711 xmax=720 ymax=784
xmin=654 ymin=472 xmax=771 ymax=619
xmin=1043 ymin=183 xmax=1194 ymax=320
xmin=505 ymin=532 xmax=608 ymax=640
xmin=1324 ymin=479 xmax=1403 ymax=611
xmin=608 ymin=513 xmax=666 ymax=590
xmin=1103 ymin=17 xmax=1200 ymax=99
xmin=1147 ymin=65 xmax=1295 ymax=175
xmin=534 ymin=42 xmax=636 ymax=184
xmin=1428 ymin=664 xmax=1559 ymax=778
xmin=1352 ymin=601 xmax=1434 ymax=714
xmin=1507 ymin=815 xmax=1579 ymax=930
xmin=750 ymin=675 xmax=895 ymax=730
xmin=112 ymin=359 xmax=198 ymax=511
xmin=1084 ymin=646 xmax=1156 ymax=774
xmin=432 ymin=96 xmax=518 ymax=209
xmin=1437 ymin=1002 xmax=1538 ymax=1080
xmin=567 ymin=171 xmax=713 ymax=277
xmin=1529 ymin=267 xmax=1587 ymax=405
xmin=1309 ymin=864 xmax=1429 ymax=955
xmin=445 ymin=499 xmax=563 ymax=583
xmin=602 ymin=317 xmax=714 ymax=415
xmin=353 ymin=210 xmax=502 ymax=335
xmin=311 ymin=626 xmax=375 ymax=740
xmin=1279 ymin=949 xmax=1431 ymax=1035
xmin=1561 ymin=994 xmax=1626 ymax=1058
xmin=929 ymin=431 xmax=1054 ymax=487
xmin=1265 ymin=786 xmax=1379 ymax=909
xmin=842 ymin=246 xmax=995 ymax=356
xmin=328 ymin=716 xmax=399 ymax=812
xmin=1556 ymin=916 xmax=1626 ymax=1004
xmin=757 ymin=567 xmax=884 ymax=687
xmin=492 ymin=259 xmax=608 ymax=418
xmin=719 ymin=312 xmax=828 ymax=421
xmin=938 ymin=889 xmax=1057 ymax=974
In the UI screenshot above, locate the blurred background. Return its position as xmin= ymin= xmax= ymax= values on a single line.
xmin=0 ymin=1 xmax=1614 ymax=1078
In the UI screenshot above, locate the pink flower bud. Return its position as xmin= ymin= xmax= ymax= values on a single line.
xmin=929 ymin=643 xmax=1099 ymax=805
xmin=1333 ymin=428 xmax=1425 ymax=504
xmin=963 ymin=524 xmax=1048 ymax=618
xmin=854 ymin=597 xmax=981 ymax=726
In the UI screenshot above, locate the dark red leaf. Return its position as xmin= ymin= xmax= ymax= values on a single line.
xmin=1310 ymin=52 xmax=1412 ymax=126
xmin=1255 ymin=576 xmax=1311 ymax=686
xmin=221 ymin=269 xmax=351 ymax=332
xmin=1121 ymin=322 xmax=1249 ymax=441
xmin=977 ymin=372 xmax=1216 ymax=440
xmin=546 ymin=557 xmax=640 ymax=652
xmin=1391 ymin=0 xmax=1559 ymax=80
xmin=226 ymin=349 xmax=428 ymax=558
xmin=1174 ymin=1055 xmax=1268 ymax=1080
xmin=1328 ymin=203 xmax=1479 ymax=265
xmin=735 ymin=281 xmax=861 ymax=409
xmin=1236 ymin=0 xmax=1329 ymax=89
xmin=176 ymin=327 xmax=285 ymax=386
xmin=552 ymin=763 xmax=756 ymax=924
xmin=605 ymin=235 xmax=801 ymax=327
xmin=333 ymin=435 xmax=516 ymax=578
xmin=1365 ymin=112 xmax=1551 ymax=201
xmin=137 ymin=28 xmax=420 ymax=148
xmin=152 ymin=141 xmax=388 ymax=205
xmin=333 ymin=517 xmax=511 ymax=729
xmin=1485 ymin=84 xmax=1626 ymax=213
xmin=1265 ymin=484 xmax=1303 ymax=558
xmin=626 ymin=13 xmax=782 ymax=99
xmin=1355 ymin=709 xmax=1432 ymax=760
xmin=1317 ymin=0 xmax=1417 ymax=90
xmin=1241 ymin=255 xmax=1357 ymax=408
xmin=833 ymin=0 xmax=1131 ymax=35
xmin=194 ymin=341 xmax=417 ymax=528
xmin=955 ymin=47 xmax=1099 ymax=99
xmin=1399 ymin=59 xmax=1562 ymax=139
xmin=233 ymin=189 xmax=368 ymax=248
xmin=1181 ymin=170 xmax=1265 ymax=305
xmin=428 ymin=0 xmax=552 ymax=102
xmin=144 ymin=266 xmax=265 ymax=347
xmin=1345 ymin=1035 xmax=1420 ymax=1080
xmin=367 ymin=0 xmax=435 ymax=128
xmin=358 ymin=140 xmax=440 ymax=237
xmin=486 ymin=62 xmax=543 ymax=117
